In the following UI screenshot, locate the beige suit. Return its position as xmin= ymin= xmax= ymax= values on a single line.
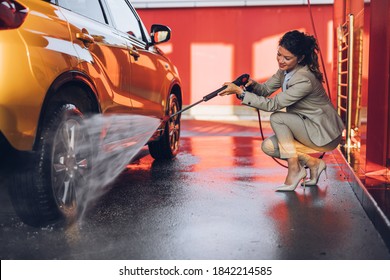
xmin=242 ymin=65 xmax=344 ymax=147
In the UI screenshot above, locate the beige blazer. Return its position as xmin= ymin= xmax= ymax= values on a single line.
xmin=242 ymin=65 xmax=345 ymax=146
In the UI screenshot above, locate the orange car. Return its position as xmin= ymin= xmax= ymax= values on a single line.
xmin=0 ymin=0 xmax=182 ymax=226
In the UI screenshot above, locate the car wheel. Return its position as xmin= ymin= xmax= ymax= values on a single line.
xmin=148 ymin=94 xmax=180 ymax=160
xmin=9 ymin=104 xmax=91 ymax=226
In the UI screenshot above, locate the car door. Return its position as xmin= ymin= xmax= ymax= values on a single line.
xmin=57 ymin=0 xmax=133 ymax=113
xmin=105 ymin=0 xmax=167 ymax=118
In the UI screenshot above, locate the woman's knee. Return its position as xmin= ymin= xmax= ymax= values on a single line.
xmin=261 ymin=137 xmax=279 ymax=157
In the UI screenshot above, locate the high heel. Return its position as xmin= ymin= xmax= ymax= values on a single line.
xmin=276 ymin=168 xmax=307 ymax=192
xmin=303 ymin=159 xmax=327 ymax=186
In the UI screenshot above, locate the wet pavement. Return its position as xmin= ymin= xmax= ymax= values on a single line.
xmin=0 ymin=119 xmax=389 ymax=259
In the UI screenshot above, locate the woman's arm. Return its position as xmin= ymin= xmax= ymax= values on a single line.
xmin=219 ymin=70 xmax=284 ymax=97
xmin=251 ymin=70 xmax=283 ymax=97
xmin=242 ymin=74 xmax=313 ymax=112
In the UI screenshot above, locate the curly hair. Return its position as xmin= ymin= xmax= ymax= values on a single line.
xmin=279 ymin=30 xmax=323 ymax=82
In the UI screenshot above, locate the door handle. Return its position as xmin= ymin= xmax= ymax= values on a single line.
xmin=129 ymin=46 xmax=140 ymax=60
xmin=76 ymin=28 xmax=95 ymax=47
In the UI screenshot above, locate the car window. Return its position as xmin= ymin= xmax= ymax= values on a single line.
xmin=57 ymin=0 xmax=106 ymax=24
xmin=139 ymin=19 xmax=151 ymax=44
xmin=105 ymin=0 xmax=143 ymax=41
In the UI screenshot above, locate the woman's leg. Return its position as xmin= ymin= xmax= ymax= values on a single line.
xmin=267 ymin=112 xmax=303 ymax=185
xmin=302 ymin=135 xmax=342 ymax=183
xmin=268 ymin=111 xmax=340 ymax=155
xmin=267 ymin=111 xmax=340 ymax=185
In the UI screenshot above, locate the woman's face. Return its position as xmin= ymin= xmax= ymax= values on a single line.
xmin=277 ymin=46 xmax=299 ymax=72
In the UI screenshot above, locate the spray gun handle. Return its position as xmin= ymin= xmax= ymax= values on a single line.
xmin=232 ymin=73 xmax=250 ymax=87
xmin=232 ymin=73 xmax=253 ymax=91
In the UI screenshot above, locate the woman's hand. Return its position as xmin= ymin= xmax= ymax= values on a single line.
xmin=219 ymin=82 xmax=243 ymax=96
xmin=244 ymin=78 xmax=255 ymax=90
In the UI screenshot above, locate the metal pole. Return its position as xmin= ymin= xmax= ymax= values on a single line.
xmin=337 ymin=26 xmax=342 ymax=116
xmin=346 ymin=14 xmax=354 ymax=148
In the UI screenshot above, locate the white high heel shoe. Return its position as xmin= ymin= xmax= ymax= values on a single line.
xmin=303 ymin=159 xmax=327 ymax=186
xmin=276 ymin=168 xmax=307 ymax=192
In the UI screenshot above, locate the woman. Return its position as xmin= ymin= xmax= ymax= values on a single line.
xmin=219 ymin=30 xmax=344 ymax=191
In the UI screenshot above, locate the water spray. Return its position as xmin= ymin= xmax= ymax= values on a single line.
xmin=75 ymin=114 xmax=161 ymax=222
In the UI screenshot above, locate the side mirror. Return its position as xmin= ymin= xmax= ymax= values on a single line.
xmin=150 ymin=24 xmax=171 ymax=45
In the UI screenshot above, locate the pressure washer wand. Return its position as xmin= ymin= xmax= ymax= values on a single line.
xmin=169 ymin=73 xmax=250 ymax=119
xmin=169 ymin=86 xmax=227 ymax=119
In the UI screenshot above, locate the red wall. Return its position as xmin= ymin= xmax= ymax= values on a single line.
xmin=137 ymin=5 xmax=334 ymax=106
xmin=366 ymin=0 xmax=390 ymax=171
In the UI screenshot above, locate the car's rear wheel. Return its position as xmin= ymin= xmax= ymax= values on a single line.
xmin=148 ymin=93 xmax=180 ymax=160
xmin=9 ymin=103 xmax=91 ymax=226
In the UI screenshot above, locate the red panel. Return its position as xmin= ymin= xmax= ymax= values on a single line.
xmin=366 ymin=0 xmax=390 ymax=171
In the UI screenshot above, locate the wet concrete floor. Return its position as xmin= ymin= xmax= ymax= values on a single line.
xmin=0 ymin=120 xmax=389 ymax=259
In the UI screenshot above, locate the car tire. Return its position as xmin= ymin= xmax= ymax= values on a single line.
xmin=148 ymin=94 xmax=180 ymax=160
xmin=9 ymin=103 xmax=91 ymax=227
